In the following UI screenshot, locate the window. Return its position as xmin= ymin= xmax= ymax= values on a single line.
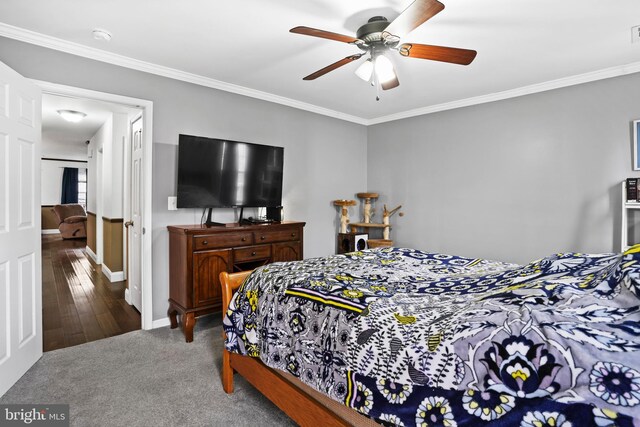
xmin=78 ymin=168 xmax=87 ymax=210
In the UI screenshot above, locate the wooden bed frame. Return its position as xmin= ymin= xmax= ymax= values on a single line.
xmin=220 ymin=270 xmax=375 ymax=427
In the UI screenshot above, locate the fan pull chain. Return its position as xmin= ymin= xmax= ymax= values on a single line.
xmin=373 ymin=67 xmax=381 ymax=101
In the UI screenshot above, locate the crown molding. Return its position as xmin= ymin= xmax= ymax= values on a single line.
xmin=367 ymin=61 xmax=640 ymax=125
xmin=0 ymin=23 xmax=368 ymax=126
xmin=1 ymin=22 xmax=639 ymax=127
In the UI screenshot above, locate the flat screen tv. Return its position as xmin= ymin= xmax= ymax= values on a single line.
xmin=177 ymin=135 xmax=283 ymax=210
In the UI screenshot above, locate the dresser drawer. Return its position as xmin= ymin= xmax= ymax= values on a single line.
xmin=234 ymin=245 xmax=272 ymax=262
xmin=254 ymin=228 xmax=301 ymax=244
xmin=193 ymin=232 xmax=253 ymax=251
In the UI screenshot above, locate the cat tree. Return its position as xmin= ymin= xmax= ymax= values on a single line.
xmin=332 ymin=199 xmax=356 ymax=233
xmin=334 ymin=193 xmax=403 ymax=248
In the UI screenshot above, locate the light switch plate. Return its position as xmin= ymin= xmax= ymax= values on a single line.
xmin=168 ymin=196 xmax=177 ymax=210
xmin=633 ymin=25 xmax=640 ymax=43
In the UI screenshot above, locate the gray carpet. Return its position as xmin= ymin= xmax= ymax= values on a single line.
xmin=0 ymin=316 xmax=295 ymax=426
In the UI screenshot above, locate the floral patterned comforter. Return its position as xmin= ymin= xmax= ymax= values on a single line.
xmin=223 ymin=247 xmax=640 ymax=426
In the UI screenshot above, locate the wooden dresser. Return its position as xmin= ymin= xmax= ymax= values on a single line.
xmin=167 ymin=221 xmax=305 ymax=342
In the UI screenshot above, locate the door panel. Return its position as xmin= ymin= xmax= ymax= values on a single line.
xmin=129 ymin=116 xmax=143 ymax=312
xmin=0 ymin=261 xmax=8 ymax=363
xmin=0 ymin=133 xmax=7 ymax=233
xmin=18 ymin=138 xmax=34 ymax=228
xmin=0 ymin=60 xmax=42 ymax=397
xmin=0 ymin=83 xmax=7 ymax=117
xmin=17 ymin=253 xmax=35 ymax=345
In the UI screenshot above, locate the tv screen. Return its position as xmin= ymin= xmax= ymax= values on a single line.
xmin=177 ymin=135 xmax=283 ymax=208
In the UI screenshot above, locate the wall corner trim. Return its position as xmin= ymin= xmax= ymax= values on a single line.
xmin=102 ymin=264 xmax=125 ymax=283
xmin=152 ymin=317 xmax=172 ymax=329
xmin=101 ymin=216 xmax=124 ymax=223
xmin=367 ymin=61 xmax=640 ymax=125
xmin=3 ymin=23 xmax=640 ymax=126
xmin=0 ymin=23 xmax=367 ymax=126
xmin=4 ymin=22 xmax=640 ymax=126
xmin=85 ymin=245 xmax=99 ymax=264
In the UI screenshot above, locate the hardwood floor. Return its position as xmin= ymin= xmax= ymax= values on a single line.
xmin=42 ymin=234 xmax=140 ymax=352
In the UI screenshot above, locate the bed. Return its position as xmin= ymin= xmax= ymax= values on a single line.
xmin=221 ymin=247 xmax=640 ymax=426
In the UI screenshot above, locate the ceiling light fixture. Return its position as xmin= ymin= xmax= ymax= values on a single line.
xmin=92 ymin=28 xmax=112 ymax=41
xmin=291 ymin=3 xmax=478 ymax=99
xmin=57 ymin=110 xmax=87 ymax=123
xmin=354 ymin=53 xmax=397 ymax=87
xmin=374 ymin=54 xmax=396 ymax=84
xmin=355 ymin=59 xmax=374 ymax=82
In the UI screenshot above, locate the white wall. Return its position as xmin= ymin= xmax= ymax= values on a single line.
xmin=106 ymin=112 xmax=127 ymax=219
xmin=87 ymin=115 xmax=111 ymax=214
xmin=41 ymin=160 xmax=87 ymax=205
xmin=86 ymin=111 xmax=128 ymax=265
xmin=87 ymin=115 xmax=112 ymax=264
xmin=41 ymin=139 xmax=86 ymax=161
xmin=41 ymin=134 xmax=88 ymax=206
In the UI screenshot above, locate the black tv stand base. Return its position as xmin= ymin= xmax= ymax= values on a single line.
xmin=240 ymin=218 xmax=274 ymax=225
xmin=202 ymin=207 xmax=276 ymax=227
xmin=237 ymin=207 xmax=273 ymax=225
xmin=204 ymin=208 xmax=225 ymax=227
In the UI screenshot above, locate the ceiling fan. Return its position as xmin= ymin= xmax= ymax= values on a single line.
xmin=290 ymin=0 xmax=476 ymax=94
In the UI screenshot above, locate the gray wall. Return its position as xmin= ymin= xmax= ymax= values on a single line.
xmin=368 ymin=72 xmax=640 ymax=264
xmin=4 ymin=34 xmax=639 ymax=320
xmin=0 ymin=37 xmax=368 ymax=321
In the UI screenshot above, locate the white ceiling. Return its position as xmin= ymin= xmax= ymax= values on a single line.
xmin=43 ymin=94 xmax=113 ymax=147
xmin=42 ymin=93 xmax=139 ymax=155
xmin=2 ymin=0 xmax=640 ymax=123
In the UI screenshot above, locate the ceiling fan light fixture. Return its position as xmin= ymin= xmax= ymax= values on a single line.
xmin=355 ymin=59 xmax=374 ymax=81
xmin=374 ymin=54 xmax=396 ymax=84
xmin=290 ymin=1 xmax=475 ymax=95
xmin=57 ymin=109 xmax=87 ymax=123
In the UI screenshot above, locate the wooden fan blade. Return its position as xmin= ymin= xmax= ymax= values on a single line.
xmin=290 ymin=26 xmax=360 ymax=44
xmin=303 ymin=54 xmax=364 ymax=80
xmin=381 ymin=74 xmax=400 ymax=91
xmin=384 ymin=0 xmax=445 ymax=39
xmin=399 ymin=43 xmax=477 ymax=65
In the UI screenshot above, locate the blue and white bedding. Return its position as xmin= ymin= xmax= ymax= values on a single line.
xmin=223 ymin=247 xmax=640 ymax=426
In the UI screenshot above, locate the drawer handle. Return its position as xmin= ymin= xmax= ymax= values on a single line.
xmin=251 ymin=251 xmax=256 ymax=256
xmin=291 ymin=233 xmax=296 ymax=237
xmin=241 ymin=237 xmax=247 ymax=242
xmin=260 ymin=236 xmax=265 ymax=240
xmin=202 ymin=240 xmax=208 ymax=245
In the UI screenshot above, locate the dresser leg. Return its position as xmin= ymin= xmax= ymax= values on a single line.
xmin=184 ymin=312 xmax=196 ymax=343
xmin=168 ymin=304 xmax=178 ymax=329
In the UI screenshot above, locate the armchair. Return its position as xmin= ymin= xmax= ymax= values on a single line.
xmin=53 ymin=204 xmax=87 ymax=239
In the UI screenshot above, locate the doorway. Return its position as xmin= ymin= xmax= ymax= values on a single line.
xmin=36 ymin=80 xmax=154 ymax=335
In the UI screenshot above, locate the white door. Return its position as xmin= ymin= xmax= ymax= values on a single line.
xmin=0 ymin=61 xmax=42 ymax=396
xmin=128 ymin=116 xmax=143 ymax=312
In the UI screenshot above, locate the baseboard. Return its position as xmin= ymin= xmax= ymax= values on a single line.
xmin=85 ymin=245 xmax=99 ymax=263
xmin=124 ymin=288 xmax=132 ymax=304
xmin=152 ymin=317 xmax=172 ymax=329
xmin=102 ymin=264 xmax=125 ymax=282
xmin=41 ymin=229 xmax=60 ymax=235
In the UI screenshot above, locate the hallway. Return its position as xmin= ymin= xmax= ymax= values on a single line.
xmin=42 ymin=235 xmax=140 ymax=351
